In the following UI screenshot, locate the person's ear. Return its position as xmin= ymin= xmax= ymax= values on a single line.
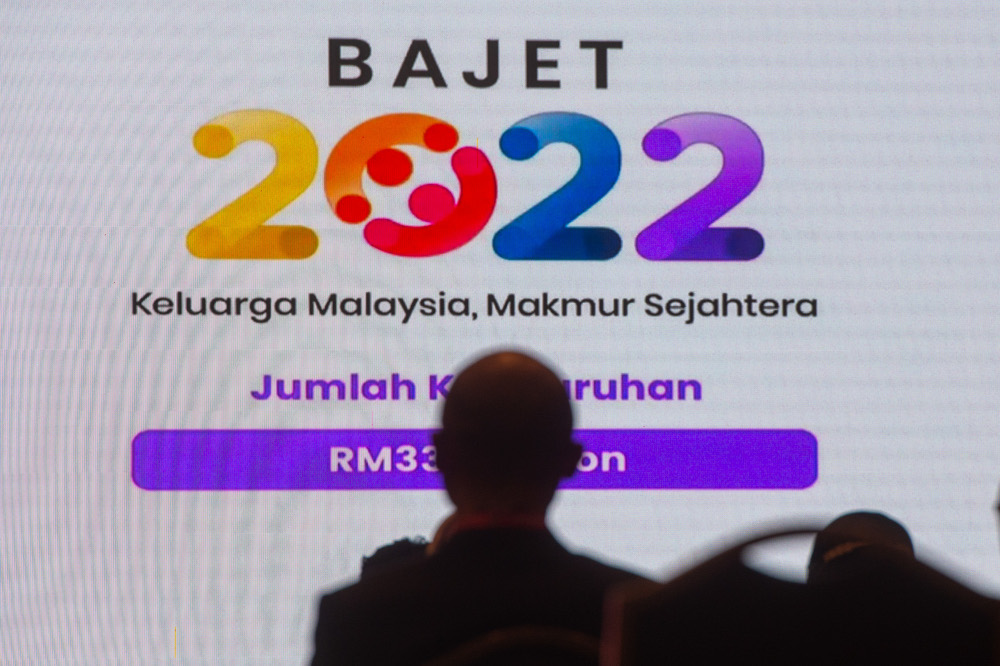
xmin=432 ymin=430 xmax=452 ymax=473
xmin=559 ymin=440 xmax=584 ymax=478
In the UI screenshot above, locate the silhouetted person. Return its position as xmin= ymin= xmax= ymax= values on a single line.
xmin=309 ymin=350 xmax=645 ymax=666
xmin=360 ymin=537 xmax=428 ymax=580
xmin=605 ymin=519 xmax=1000 ymax=665
xmin=807 ymin=510 xmax=914 ymax=585
xmin=995 ymin=484 xmax=1000 ymax=562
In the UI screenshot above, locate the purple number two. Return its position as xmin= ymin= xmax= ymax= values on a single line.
xmin=636 ymin=113 xmax=765 ymax=261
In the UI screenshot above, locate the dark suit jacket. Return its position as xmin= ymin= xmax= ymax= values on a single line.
xmin=310 ymin=528 xmax=644 ymax=666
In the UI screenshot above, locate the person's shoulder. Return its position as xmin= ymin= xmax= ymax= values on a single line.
xmin=565 ymin=549 xmax=652 ymax=584
xmin=319 ymin=555 xmax=432 ymax=609
xmin=312 ymin=561 xmax=436 ymax=665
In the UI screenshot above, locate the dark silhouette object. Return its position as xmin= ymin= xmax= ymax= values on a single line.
xmin=995 ymin=485 xmax=1000 ymax=560
xmin=423 ymin=626 xmax=598 ymax=666
xmin=603 ymin=526 xmax=1000 ymax=666
xmin=433 ymin=349 xmax=578 ymax=515
xmin=360 ymin=537 xmax=428 ymax=580
xmin=807 ymin=511 xmax=914 ymax=585
xmin=310 ymin=351 xmax=644 ymax=666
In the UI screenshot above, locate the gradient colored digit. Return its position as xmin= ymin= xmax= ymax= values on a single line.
xmin=493 ymin=112 xmax=622 ymax=260
xmin=324 ymin=114 xmax=497 ymax=257
xmin=188 ymin=110 xmax=319 ymax=259
xmin=636 ymin=113 xmax=764 ymax=261
xmin=364 ymin=147 xmax=497 ymax=257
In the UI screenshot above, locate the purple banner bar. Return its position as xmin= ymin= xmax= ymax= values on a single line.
xmin=131 ymin=429 xmax=816 ymax=491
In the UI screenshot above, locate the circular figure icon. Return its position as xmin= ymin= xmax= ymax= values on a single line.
xmin=324 ymin=114 xmax=497 ymax=257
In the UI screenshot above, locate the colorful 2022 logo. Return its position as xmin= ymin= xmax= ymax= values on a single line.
xmin=187 ymin=109 xmax=764 ymax=261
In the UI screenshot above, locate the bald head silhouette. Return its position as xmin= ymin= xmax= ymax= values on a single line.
xmin=808 ymin=511 xmax=914 ymax=584
xmin=435 ymin=351 xmax=582 ymax=516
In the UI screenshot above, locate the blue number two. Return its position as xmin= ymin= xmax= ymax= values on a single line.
xmin=493 ymin=112 xmax=622 ymax=260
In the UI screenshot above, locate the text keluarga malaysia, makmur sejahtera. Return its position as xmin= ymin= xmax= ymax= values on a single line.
xmin=130 ymin=291 xmax=817 ymax=325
